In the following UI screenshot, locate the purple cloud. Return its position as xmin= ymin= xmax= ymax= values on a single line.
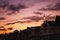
xmin=16 ymin=20 xmax=32 ymax=23
xmin=0 ymin=0 xmax=27 ymax=16
xmin=0 ymin=0 xmax=9 ymax=9
xmin=23 ymin=16 xmax=42 ymax=22
xmin=7 ymin=12 xmax=16 ymax=15
xmin=34 ymin=12 xmax=43 ymax=15
xmin=6 ymin=20 xmax=32 ymax=25
xmin=8 ymin=4 xmax=27 ymax=12
xmin=54 ymin=2 xmax=60 ymax=10
xmin=38 ymin=2 xmax=60 ymax=10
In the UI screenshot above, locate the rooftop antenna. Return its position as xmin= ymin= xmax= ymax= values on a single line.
xmin=43 ymin=13 xmax=52 ymax=21
xmin=43 ymin=13 xmax=50 ymax=27
xmin=43 ymin=13 xmax=46 ymax=22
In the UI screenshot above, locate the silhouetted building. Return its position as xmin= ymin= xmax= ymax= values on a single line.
xmin=0 ymin=15 xmax=60 ymax=40
xmin=55 ymin=15 xmax=60 ymax=26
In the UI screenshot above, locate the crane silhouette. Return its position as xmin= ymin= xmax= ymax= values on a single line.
xmin=43 ymin=13 xmax=52 ymax=21
xmin=43 ymin=13 xmax=52 ymax=27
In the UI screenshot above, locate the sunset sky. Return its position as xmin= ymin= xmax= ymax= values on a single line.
xmin=0 ymin=0 xmax=60 ymax=34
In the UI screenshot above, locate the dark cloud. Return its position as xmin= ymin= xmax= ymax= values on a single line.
xmin=34 ymin=12 xmax=43 ymax=15
xmin=54 ymin=2 xmax=60 ymax=10
xmin=5 ymin=21 xmax=22 ymax=25
xmin=0 ymin=0 xmax=27 ymax=15
xmin=0 ymin=26 xmax=4 ymax=28
xmin=5 ymin=4 xmax=27 ymax=15
xmin=0 ymin=26 xmax=6 ymax=31
xmin=38 ymin=2 xmax=60 ymax=10
xmin=8 ymin=27 xmax=13 ymax=30
xmin=6 ymin=20 xmax=32 ymax=25
xmin=46 ymin=2 xmax=60 ymax=10
xmin=16 ymin=20 xmax=32 ymax=23
xmin=0 ymin=3 xmax=27 ymax=16
xmin=23 ymin=16 xmax=41 ymax=22
xmin=8 ymin=0 xmax=48 ymax=5
xmin=0 ymin=28 xmax=6 ymax=31
xmin=0 ymin=0 xmax=9 ymax=9
xmin=15 ymin=21 xmax=25 ymax=23
xmin=8 ymin=4 xmax=27 ymax=12
xmin=6 ymin=22 xmax=15 ymax=25
xmin=6 ymin=21 xmax=24 ymax=25
xmin=0 ymin=17 xmax=5 ymax=20
xmin=7 ymin=12 xmax=16 ymax=15
xmin=24 ymin=21 xmax=32 ymax=23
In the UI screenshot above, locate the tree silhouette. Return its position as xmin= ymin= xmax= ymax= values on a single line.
xmin=55 ymin=15 xmax=60 ymax=26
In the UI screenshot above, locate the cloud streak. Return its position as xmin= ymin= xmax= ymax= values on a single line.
xmin=0 ymin=0 xmax=27 ymax=16
xmin=0 ymin=17 xmax=5 ymax=20
xmin=0 ymin=29 xmax=6 ymax=31
xmin=0 ymin=0 xmax=9 ymax=9
xmin=5 ymin=20 xmax=32 ymax=25
xmin=54 ymin=2 xmax=60 ymax=10
xmin=8 ymin=4 xmax=27 ymax=12
xmin=8 ymin=27 xmax=13 ymax=30
xmin=34 ymin=12 xmax=43 ymax=15
xmin=0 ymin=26 xmax=6 ymax=31
xmin=0 ymin=26 xmax=4 ymax=28
xmin=23 ymin=16 xmax=41 ymax=22
xmin=38 ymin=2 xmax=60 ymax=10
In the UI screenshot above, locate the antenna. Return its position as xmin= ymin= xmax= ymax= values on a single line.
xmin=43 ymin=13 xmax=52 ymax=21
xmin=43 ymin=13 xmax=52 ymax=27
xmin=43 ymin=13 xmax=46 ymax=21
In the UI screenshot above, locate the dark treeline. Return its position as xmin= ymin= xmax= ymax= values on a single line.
xmin=0 ymin=15 xmax=60 ymax=40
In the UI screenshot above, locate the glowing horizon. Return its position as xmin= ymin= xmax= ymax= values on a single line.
xmin=0 ymin=0 xmax=60 ymax=34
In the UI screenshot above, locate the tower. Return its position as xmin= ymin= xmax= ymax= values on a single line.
xmin=43 ymin=13 xmax=50 ymax=27
xmin=43 ymin=13 xmax=46 ymax=22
